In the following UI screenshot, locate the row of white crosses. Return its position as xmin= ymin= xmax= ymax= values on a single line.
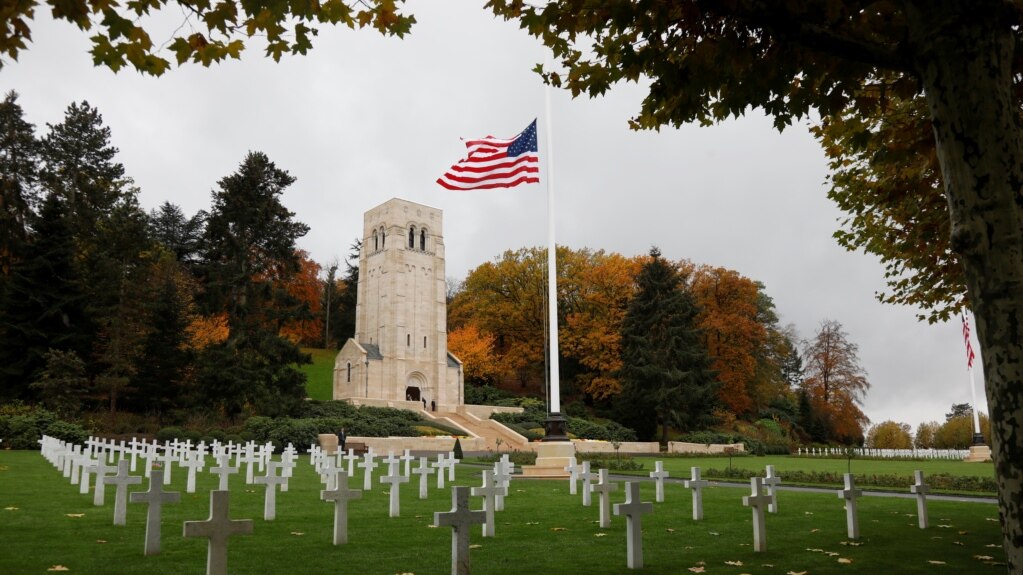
xmin=797 ymin=446 xmax=969 ymax=460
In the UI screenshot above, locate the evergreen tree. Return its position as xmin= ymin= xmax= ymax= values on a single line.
xmin=334 ymin=239 xmax=360 ymax=344
xmin=0 ymin=90 xmax=40 ymax=276
xmin=0 ymin=193 xmax=90 ymax=399
xmin=198 ymin=151 xmax=311 ymax=416
xmin=148 ymin=201 xmax=206 ymax=265
xmin=617 ymin=247 xmax=718 ymax=444
xmin=322 ymin=258 xmax=340 ymax=348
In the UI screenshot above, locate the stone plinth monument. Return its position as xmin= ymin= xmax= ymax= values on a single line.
xmin=334 ymin=199 xmax=463 ymax=410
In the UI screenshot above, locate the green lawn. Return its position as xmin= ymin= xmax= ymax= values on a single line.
xmin=0 ymin=450 xmax=1006 ymax=574
xmin=299 ymin=347 xmax=337 ymax=401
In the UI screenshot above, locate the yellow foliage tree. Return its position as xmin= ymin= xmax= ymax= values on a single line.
xmin=866 ymin=420 xmax=913 ymax=449
xmin=447 ymin=323 xmax=507 ymax=386
xmin=186 ymin=313 xmax=229 ymax=350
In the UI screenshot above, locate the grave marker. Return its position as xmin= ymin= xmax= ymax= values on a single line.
xmin=89 ymin=460 xmax=116 ymax=506
xmin=649 ymin=461 xmax=669 ymax=503
xmin=105 ymin=459 xmax=142 ymax=525
xmin=359 ymin=453 xmax=378 ymax=491
xmin=130 ymin=468 xmax=181 ymax=555
xmin=183 ymin=490 xmax=253 ymax=575
xmin=253 ymin=461 xmax=287 ymax=521
xmin=491 ymin=462 xmax=511 ymax=511
xmin=579 ymin=461 xmax=596 ymax=507
xmin=209 ymin=454 xmax=239 ymax=491
xmin=470 ymin=470 xmax=505 ymax=537
xmin=400 ymin=449 xmax=416 ymax=477
xmin=564 ymin=458 xmax=580 ymax=495
xmin=380 ymin=460 xmax=409 ymax=517
xmin=591 ymin=468 xmax=619 ymax=528
xmin=683 ymin=467 xmax=709 ymax=521
xmin=412 ymin=456 xmax=436 ymax=499
xmin=434 ymin=486 xmax=486 ymax=575
xmin=320 ymin=470 xmax=363 ymax=545
xmin=182 ymin=452 xmax=205 ymax=494
xmin=343 ymin=449 xmax=359 ymax=477
xmin=837 ymin=473 xmax=862 ymax=539
xmin=434 ymin=454 xmax=448 ymax=489
xmin=741 ymin=477 xmax=773 ymax=552
xmin=911 ymin=470 xmax=930 ymax=529
xmin=763 ymin=464 xmax=781 ymax=513
xmin=613 ymin=481 xmax=654 ymax=569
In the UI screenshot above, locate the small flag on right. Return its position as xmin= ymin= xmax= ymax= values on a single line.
xmin=436 ymin=120 xmax=540 ymax=190
xmin=962 ymin=314 xmax=976 ymax=369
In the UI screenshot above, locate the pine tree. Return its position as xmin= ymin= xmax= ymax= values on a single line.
xmin=617 ymin=248 xmax=718 ymax=444
xmin=0 ymin=193 xmax=90 ymax=400
xmin=334 ymin=239 xmax=360 ymax=344
xmin=0 ymin=90 xmax=40 ymax=277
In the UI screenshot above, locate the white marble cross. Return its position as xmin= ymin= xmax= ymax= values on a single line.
xmin=105 ymin=459 xmax=142 ymax=525
xmin=434 ymin=486 xmax=486 ymax=575
xmin=471 ymin=469 xmax=505 ymax=537
xmin=763 ymin=465 xmax=781 ymax=513
xmin=79 ymin=454 xmax=98 ymax=495
xmin=129 ymin=437 xmax=141 ymax=472
xmin=380 ymin=460 xmax=409 ymax=517
xmin=89 ymin=460 xmax=117 ymax=506
xmin=400 ymin=449 xmax=416 ymax=477
xmin=253 ymin=461 xmax=287 ymax=521
xmin=742 ymin=477 xmax=774 ymax=552
xmin=382 ymin=451 xmax=400 ymax=472
xmin=412 ymin=456 xmax=436 ymax=499
xmin=183 ymin=490 xmax=254 ymax=575
xmin=613 ymin=481 xmax=654 ymax=569
xmin=130 ymin=468 xmax=180 ymax=555
xmin=579 ymin=461 xmax=596 ymax=507
xmin=911 ymin=470 xmax=930 ymax=529
xmin=321 ymin=470 xmax=362 ymax=545
xmin=649 ymin=461 xmax=669 ymax=503
xmin=591 ymin=468 xmax=619 ymax=528
xmin=279 ymin=450 xmax=297 ymax=492
xmin=564 ymin=457 xmax=580 ymax=495
xmin=343 ymin=449 xmax=359 ymax=477
xmin=837 ymin=473 xmax=862 ymax=539
xmin=238 ymin=445 xmax=259 ymax=485
xmin=182 ymin=451 xmax=205 ymax=494
xmin=446 ymin=450 xmax=457 ymax=481
xmin=683 ymin=467 xmax=709 ymax=521
xmin=434 ymin=454 xmax=448 ymax=489
xmin=209 ymin=454 xmax=239 ymax=491
xmin=320 ymin=455 xmax=339 ymax=491
xmin=359 ymin=452 xmax=378 ymax=491
xmin=143 ymin=443 xmax=158 ymax=479
xmin=491 ymin=462 xmax=511 ymax=511
xmin=158 ymin=446 xmax=177 ymax=484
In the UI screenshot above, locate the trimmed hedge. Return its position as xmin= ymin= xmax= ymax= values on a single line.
xmin=703 ymin=467 xmax=997 ymax=493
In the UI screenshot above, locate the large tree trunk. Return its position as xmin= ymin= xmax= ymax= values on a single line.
xmin=907 ymin=2 xmax=1023 ymax=571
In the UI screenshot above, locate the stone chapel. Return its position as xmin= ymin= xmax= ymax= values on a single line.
xmin=333 ymin=198 xmax=464 ymax=410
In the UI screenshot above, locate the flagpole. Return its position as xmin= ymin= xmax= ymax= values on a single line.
xmin=964 ymin=313 xmax=984 ymax=445
xmin=542 ymin=55 xmax=568 ymax=442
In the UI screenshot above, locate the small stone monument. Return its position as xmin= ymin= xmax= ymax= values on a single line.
xmin=911 ymin=470 xmax=930 ymax=529
xmin=105 ymin=459 xmax=142 ymax=525
xmin=321 ymin=470 xmax=363 ymax=545
xmin=412 ymin=456 xmax=436 ymax=499
xmin=613 ymin=481 xmax=654 ymax=569
xmin=471 ymin=469 xmax=505 ymax=537
xmin=359 ymin=452 xmax=378 ymax=491
xmin=649 ymin=461 xmax=669 ymax=503
xmin=434 ymin=486 xmax=486 ymax=575
xmin=590 ymin=468 xmax=619 ymax=528
xmin=837 ymin=473 xmax=862 ymax=539
xmin=183 ymin=490 xmax=254 ymax=575
xmin=763 ymin=465 xmax=781 ymax=513
xmin=380 ymin=460 xmax=409 ymax=517
xmin=742 ymin=477 xmax=774 ymax=552
xmin=579 ymin=461 xmax=596 ymax=507
xmin=130 ymin=468 xmax=181 ymax=555
xmin=683 ymin=467 xmax=709 ymax=520
xmin=253 ymin=461 xmax=287 ymax=521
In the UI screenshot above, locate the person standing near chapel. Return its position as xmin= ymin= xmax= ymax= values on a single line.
xmin=338 ymin=427 xmax=347 ymax=453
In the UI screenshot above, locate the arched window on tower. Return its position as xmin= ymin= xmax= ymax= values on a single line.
xmin=408 ymin=226 xmax=416 ymax=249
xmin=346 ymin=362 xmax=352 ymax=383
xmin=373 ymin=230 xmax=379 ymax=251
xmin=380 ymin=226 xmax=385 ymax=248
xmin=420 ymin=228 xmax=427 ymax=251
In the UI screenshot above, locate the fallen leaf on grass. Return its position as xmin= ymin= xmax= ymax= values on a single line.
xmin=469 ymin=544 xmax=482 ymax=549
xmin=937 ymin=524 xmax=953 ymax=528
xmin=95 ymin=540 xmax=107 ymax=544
xmin=806 ymin=548 xmax=824 ymax=553
xmin=974 ymin=555 xmax=995 ymax=561
xmin=4 ymin=506 xmax=18 ymax=511
xmin=837 ymin=558 xmax=853 ymax=564
xmin=687 ymin=567 xmax=705 ymax=573
xmin=525 ymin=521 xmax=540 ymax=525
xmin=594 ymin=533 xmax=607 ymax=537
xmin=290 ymin=532 xmax=304 ymax=536
xmin=47 ymin=567 xmax=69 ymax=572
xmin=787 ymin=571 xmax=807 ymax=575
xmin=810 ymin=528 xmax=820 ymax=533
xmin=708 ymin=531 xmax=719 ymax=536
xmin=666 ymin=528 xmax=675 ymax=533
xmin=725 ymin=560 xmax=743 ymax=566
xmin=985 ymin=518 xmax=998 ymax=522
xmin=986 ymin=544 xmax=1001 ymax=548
xmin=928 ymin=560 xmax=947 ymax=565
xmin=826 ymin=552 xmax=840 ymax=557
xmin=550 ymin=527 xmax=567 ymax=532
xmin=65 ymin=514 xmax=85 ymax=518
xmin=804 ymin=511 xmax=814 ymax=515
xmin=958 ymin=530 xmax=969 ymax=535
xmin=426 ymin=524 xmax=438 ymax=528
xmin=839 ymin=541 xmax=864 ymax=546
xmin=953 ymin=541 xmax=964 ymax=546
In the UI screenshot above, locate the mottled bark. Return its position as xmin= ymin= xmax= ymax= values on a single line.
xmin=907 ymin=2 xmax=1023 ymax=571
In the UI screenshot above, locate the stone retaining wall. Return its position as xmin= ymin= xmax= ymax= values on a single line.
xmin=667 ymin=441 xmax=746 ymax=454
xmin=571 ymin=440 xmax=661 ymax=454
xmin=345 ymin=435 xmax=486 ymax=453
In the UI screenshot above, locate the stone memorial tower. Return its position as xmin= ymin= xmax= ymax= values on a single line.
xmin=333 ymin=198 xmax=463 ymax=410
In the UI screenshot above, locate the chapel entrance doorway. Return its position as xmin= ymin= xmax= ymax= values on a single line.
xmin=405 ymin=386 xmax=421 ymax=402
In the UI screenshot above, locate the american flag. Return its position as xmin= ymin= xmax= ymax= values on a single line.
xmin=436 ymin=120 xmax=540 ymax=190
xmin=962 ymin=314 xmax=976 ymax=369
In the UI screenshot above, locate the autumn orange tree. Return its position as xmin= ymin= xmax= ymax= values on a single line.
xmin=800 ymin=319 xmax=869 ymax=443
xmin=447 ymin=323 xmax=507 ymax=386
xmin=278 ymin=250 xmax=323 ymax=346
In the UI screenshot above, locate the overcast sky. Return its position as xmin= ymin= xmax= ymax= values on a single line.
xmin=2 ymin=1 xmax=986 ymax=431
